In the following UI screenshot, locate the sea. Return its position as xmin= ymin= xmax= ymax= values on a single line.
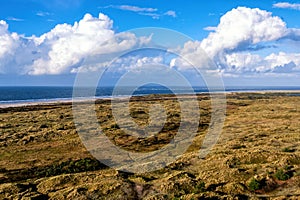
xmin=0 ymin=86 xmax=300 ymax=106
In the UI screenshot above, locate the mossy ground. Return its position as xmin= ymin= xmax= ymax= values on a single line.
xmin=0 ymin=93 xmax=299 ymax=199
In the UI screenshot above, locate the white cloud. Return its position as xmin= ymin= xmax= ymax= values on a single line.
xmin=120 ymin=56 xmax=164 ymax=72
xmin=201 ymin=7 xmax=288 ymax=58
xmin=29 ymin=13 xmax=151 ymax=75
xmin=170 ymin=7 xmax=300 ymax=77
xmin=223 ymin=51 xmax=300 ymax=75
xmin=102 ymin=5 xmax=176 ymax=19
xmin=224 ymin=53 xmax=263 ymax=73
xmin=118 ymin=5 xmax=157 ymax=12
xmin=0 ymin=13 xmax=151 ymax=75
xmin=138 ymin=10 xmax=177 ymax=19
xmin=71 ymin=55 xmax=164 ymax=75
xmin=164 ymin=10 xmax=177 ymax=18
xmin=273 ymin=2 xmax=300 ymax=10
xmin=6 ymin=17 xmax=24 ymax=22
xmin=170 ymin=41 xmax=213 ymax=71
xmin=203 ymin=26 xmax=217 ymax=31
xmin=0 ymin=20 xmax=21 ymax=73
xmin=36 ymin=11 xmax=52 ymax=17
xmin=28 ymin=13 xmax=116 ymax=75
xmin=265 ymin=52 xmax=300 ymax=70
xmin=138 ymin=12 xmax=160 ymax=19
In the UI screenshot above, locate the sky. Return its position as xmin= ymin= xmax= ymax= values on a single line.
xmin=0 ymin=0 xmax=300 ymax=86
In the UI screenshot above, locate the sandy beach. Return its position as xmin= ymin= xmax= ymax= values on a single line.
xmin=1 ymin=89 xmax=300 ymax=109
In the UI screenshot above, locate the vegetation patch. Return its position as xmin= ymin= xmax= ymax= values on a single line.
xmin=274 ymin=169 xmax=290 ymax=181
xmin=1 ymin=158 xmax=107 ymax=183
xmin=248 ymin=178 xmax=261 ymax=191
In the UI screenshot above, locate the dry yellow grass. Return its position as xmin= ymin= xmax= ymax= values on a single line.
xmin=0 ymin=93 xmax=299 ymax=199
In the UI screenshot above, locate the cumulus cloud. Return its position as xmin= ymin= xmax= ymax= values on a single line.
xmin=224 ymin=52 xmax=300 ymax=74
xmin=28 ymin=13 xmax=116 ymax=75
xmin=0 ymin=20 xmax=21 ymax=73
xmin=273 ymin=2 xmax=300 ymax=10
xmin=201 ymin=7 xmax=288 ymax=58
xmin=224 ymin=53 xmax=262 ymax=73
xmin=0 ymin=13 xmax=151 ymax=75
xmin=170 ymin=41 xmax=214 ymax=71
xmin=171 ymin=7 xmax=300 ymax=77
xmin=265 ymin=52 xmax=300 ymax=71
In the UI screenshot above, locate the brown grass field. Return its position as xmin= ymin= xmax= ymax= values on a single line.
xmin=0 ymin=92 xmax=299 ymax=199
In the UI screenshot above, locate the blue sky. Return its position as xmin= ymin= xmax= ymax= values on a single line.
xmin=2 ymin=0 xmax=297 ymax=38
xmin=0 ymin=0 xmax=300 ymax=86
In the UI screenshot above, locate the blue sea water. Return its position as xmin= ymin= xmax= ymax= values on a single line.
xmin=0 ymin=86 xmax=299 ymax=105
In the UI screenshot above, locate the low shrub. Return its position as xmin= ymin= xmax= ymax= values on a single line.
xmin=248 ymin=178 xmax=260 ymax=191
xmin=274 ymin=169 xmax=290 ymax=181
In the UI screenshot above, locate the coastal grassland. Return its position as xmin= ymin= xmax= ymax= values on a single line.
xmin=0 ymin=93 xmax=299 ymax=199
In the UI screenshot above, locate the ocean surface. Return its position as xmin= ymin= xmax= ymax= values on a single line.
xmin=0 ymin=86 xmax=300 ymax=105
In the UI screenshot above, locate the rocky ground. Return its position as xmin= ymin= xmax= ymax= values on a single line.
xmin=0 ymin=93 xmax=299 ymax=199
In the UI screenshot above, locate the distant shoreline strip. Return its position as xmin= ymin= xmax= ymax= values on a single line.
xmin=0 ymin=90 xmax=300 ymax=109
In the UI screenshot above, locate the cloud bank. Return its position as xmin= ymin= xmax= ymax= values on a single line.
xmin=0 ymin=6 xmax=300 ymax=79
xmin=172 ymin=7 xmax=300 ymax=76
xmin=0 ymin=13 xmax=150 ymax=75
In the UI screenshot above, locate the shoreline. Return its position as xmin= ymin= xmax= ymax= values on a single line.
xmin=0 ymin=90 xmax=299 ymax=109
